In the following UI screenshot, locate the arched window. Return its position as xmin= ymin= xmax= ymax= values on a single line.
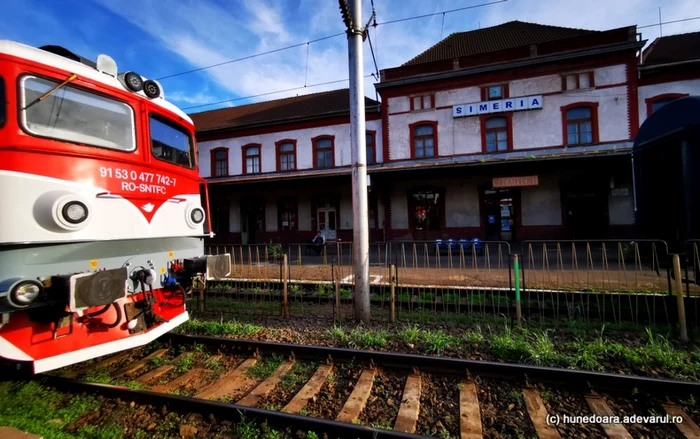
xmin=210 ymin=147 xmax=229 ymax=177
xmin=646 ymin=93 xmax=688 ymax=117
xmin=562 ymin=103 xmax=599 ymax=146
xmin=410 ymin=121 xmax=438 ymax=158
xmin=483 ymin=116 xmax=510 ymax=152
xmin=313 ymin=135 xmax=335 ymax=169
xmin=276 ymin=139 xmax=296 ymax=171
xmin=243 ymin=144 xmax=261 ymax=174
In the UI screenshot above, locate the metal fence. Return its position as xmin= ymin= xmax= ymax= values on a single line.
xmin=199 ymin=239 xmax=700 ymax=329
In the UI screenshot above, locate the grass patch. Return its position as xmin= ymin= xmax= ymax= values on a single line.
xmin=420 ymin=330 xmax=454 ymax=355
xmin=83 ymin=369 xmax=112 ymax=384
xmin=178 ymin=318 xmax=264 ymax=337
xmin=0 ymin=381 xmax=121 ymax=439
xmin=174 ymin=353 xmax=195 ymax=373
xmin=148 ymin=356 xmax=170 ymax=367
xmin=280 ymin=362 xmax=318 ymax=390
xmin=247 ymin=355 xmax=285 ymax=379
xmin=463 ymin=326 xmax=485 ymax=344
xmin=400 ymin=324 xmax=420 ymax=345
xmin=327 ymin=326 xmax=349 ymax=344
xmin=349 ymin=326 xmax=389 ymax=349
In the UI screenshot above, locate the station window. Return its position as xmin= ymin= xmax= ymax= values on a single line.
xmin=410 ymin=94 xmax=434 ymax=111
xmin=313 ymin=136 xmax=335 ymax=169
xmin=646 ymin=94 xmax=688 ymax=116
xmin=563 ymin=72 xmax=594 ymax=91
xmin=483 ymin=116 xmax=511 ymax=152
xmin=243 ymin=144 xmax=261 ymax=174
xmin=211 ymin=147 xmax=229 ymax=177
xmin=366 ymin=131 xmax=376 ymax=164
xmin=562 ymin=103 xmax=599 ymax=146
xmin=410 ymin=121 xmax=438 ymax=159
xmin=276 ymin=140 xmax=296 ymax=171
xmin=485 ymin=85 xmax=504 ymax=100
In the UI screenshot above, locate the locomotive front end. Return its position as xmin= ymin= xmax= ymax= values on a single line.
xmin=0 ymin=40 xmax=228 ymax=373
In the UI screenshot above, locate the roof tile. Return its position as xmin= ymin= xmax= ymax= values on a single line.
xmin=190 ymin=88 xmax=380 ymax=133
xmin=642 ymin=31 xmax=700 ymax=66
xmin=402 ymin=20 xmax=597 ymax=66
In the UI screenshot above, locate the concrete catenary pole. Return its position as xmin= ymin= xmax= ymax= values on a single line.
xmin=343 ymin=0 xmax=370 ymax=323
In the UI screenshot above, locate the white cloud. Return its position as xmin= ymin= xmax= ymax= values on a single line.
xmin=93 ymin=0 xmax=700 ymax=110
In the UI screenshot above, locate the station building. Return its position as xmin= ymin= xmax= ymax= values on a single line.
xmin=193 ymin=21 xmax=700 ymax=245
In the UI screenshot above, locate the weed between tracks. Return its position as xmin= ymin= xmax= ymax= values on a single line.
xmin=177 ymin=319 xmax=264 ymax=337
xmin=320 ymin=321 xmax=700 ymax=380
xmin=247 ymin=355 xmax=285 ymax=379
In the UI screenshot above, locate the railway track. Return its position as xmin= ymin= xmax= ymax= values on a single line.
xmin=36 ymin=333 xmax=700 ymax=439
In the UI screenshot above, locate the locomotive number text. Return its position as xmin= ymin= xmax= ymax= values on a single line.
xmin=99 ymin=166 xmax=177 ymax=194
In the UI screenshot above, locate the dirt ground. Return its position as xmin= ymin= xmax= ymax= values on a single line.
xmin=223 ymin=263 xmax=694 ymax=294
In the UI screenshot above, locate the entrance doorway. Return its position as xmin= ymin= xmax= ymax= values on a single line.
xmin=408 ymin=188 xmax=444 ymax=241
xmin=316 ymin=199 xmax=337 ymax=241
xmin=482 ymin=187 xmax=518 ymax=241
xmin=241 ymin=198 xmax=265 ymax=244
xmin=563 ymin=181 xmax=608 ymax=239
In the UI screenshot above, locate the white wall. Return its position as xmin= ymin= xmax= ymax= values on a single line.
xmin=638 ymin=79 xmax=700 ymax=125
xmin=198 ymin=119 xmax=383 ymax=178
xmin=385 ymin=63 xmax=631 ymax=160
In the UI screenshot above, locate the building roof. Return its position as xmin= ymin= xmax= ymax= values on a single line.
xmin=190 ymin=88 xmax=380 ymax=133
xmin=402 ymin=21 xmax=597 ymax=66
xmin=642 ymin=31 xmax=700 ymax=67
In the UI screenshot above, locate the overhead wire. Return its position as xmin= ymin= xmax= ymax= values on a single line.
xmin=177 ymin=0 xmax=507 ymax=111
xmin=157 ymin=0 xmax=509 ymax=81
xmin=182 ymin=75 xmax=374 ymax=111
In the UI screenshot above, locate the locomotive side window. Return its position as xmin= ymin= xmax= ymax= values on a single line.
xmin=150 ymin=115 xmax=194 ymax=168
xmin=20 ymin=76 xmax=135 ymax=151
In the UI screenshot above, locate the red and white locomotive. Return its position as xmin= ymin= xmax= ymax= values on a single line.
xmin=0 ymin=40 xmax=230 ymax=373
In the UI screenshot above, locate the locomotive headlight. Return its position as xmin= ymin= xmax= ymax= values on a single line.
xmin=185 ymin=205 xmax=206 ymax=229
xmin=50 ymin=194 xmax=92 ymax=231
xmin=143 ymin=79 xmax=161 ymax=99
xmin=8 ymin=280 xmax=43 ymax=308
xmin=123 ymin=71 xmax=144 ymax=92
xmin=62 ymin=201 xmax=88 ymax=224
xmin=191 ymin=208 xmax=204 ymax=224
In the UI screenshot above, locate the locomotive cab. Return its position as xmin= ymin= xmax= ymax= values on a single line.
xmin=0 ymin=40 xmax=229 ymax=373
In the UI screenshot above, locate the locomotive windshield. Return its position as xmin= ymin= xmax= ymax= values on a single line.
xmin=150 ymin=115 xmax=194 ymax=168
xmin=20 ymin=75 xmax=135 ymax=151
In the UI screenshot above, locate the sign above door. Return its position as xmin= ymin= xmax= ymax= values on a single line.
xmin=493 ymin=176 xmax=539 ymax=188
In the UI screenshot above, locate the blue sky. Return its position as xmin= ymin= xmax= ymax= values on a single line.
xmin=2 ymin=0 xmax=698 ymax=114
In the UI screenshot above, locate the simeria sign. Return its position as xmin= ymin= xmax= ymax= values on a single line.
xmin=453 ymin=95 xmax=543 ymax=118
